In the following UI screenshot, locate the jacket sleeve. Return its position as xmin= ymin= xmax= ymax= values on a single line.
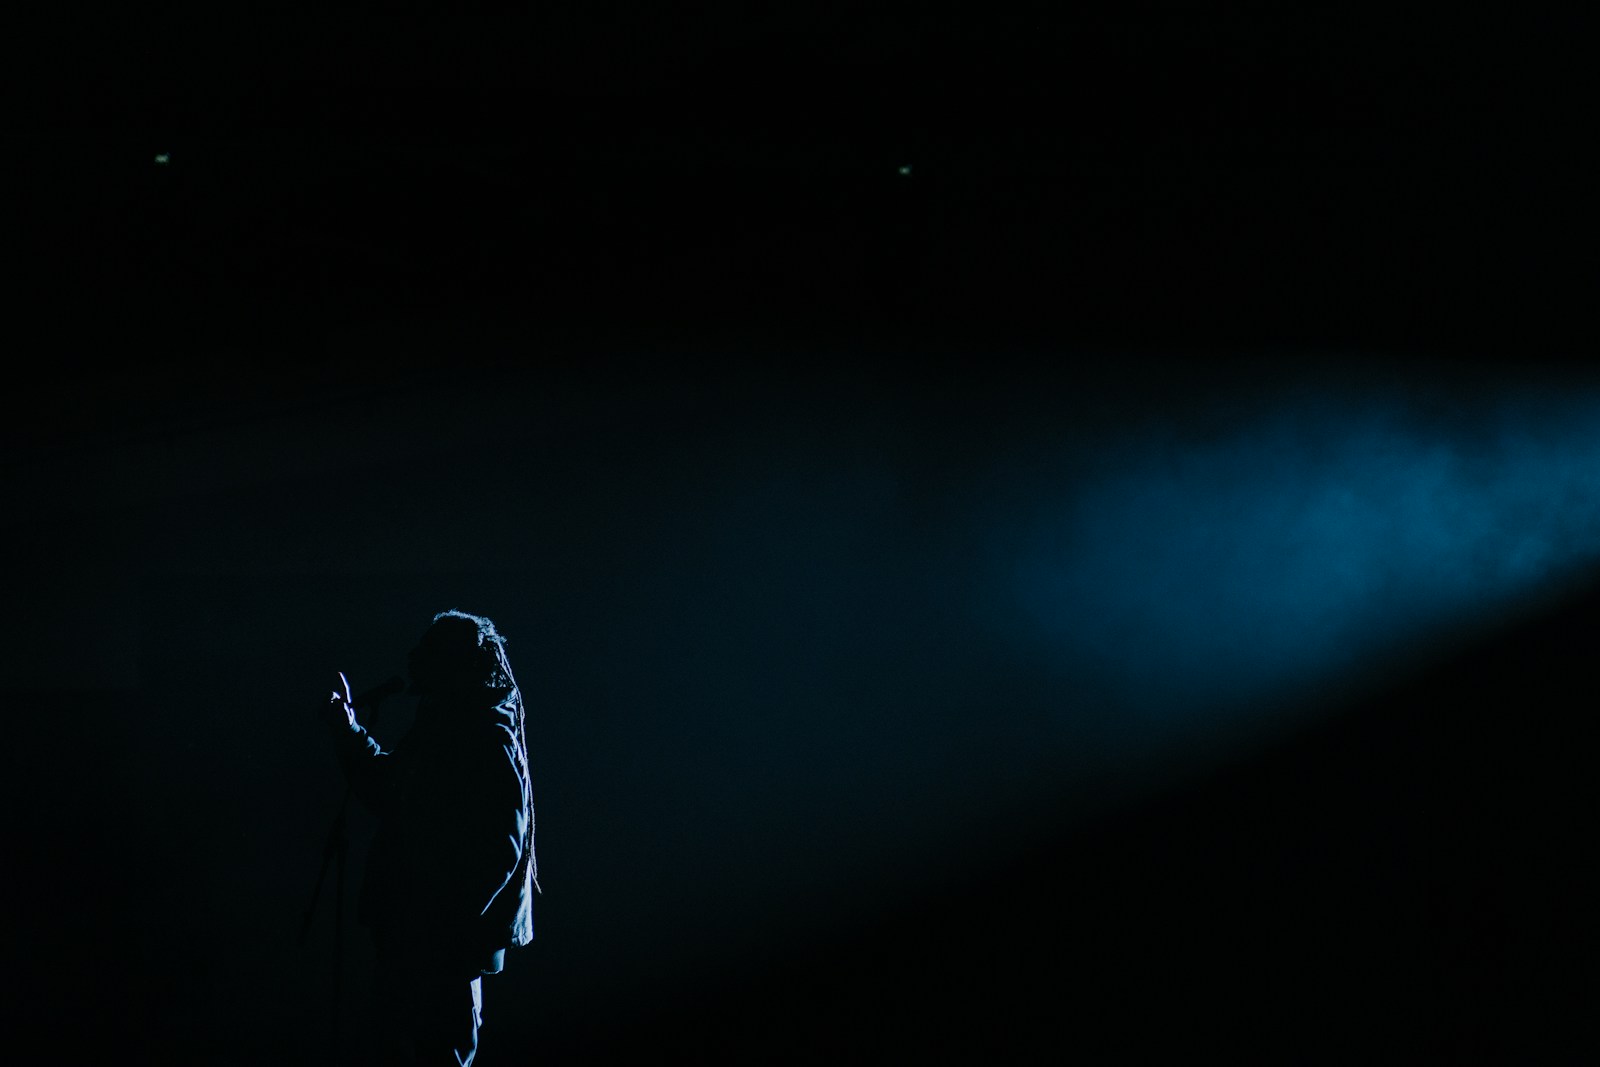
xmin=324 ymin=714 xmax=404 ymax=814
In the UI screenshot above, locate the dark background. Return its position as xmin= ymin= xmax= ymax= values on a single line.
xmin=7 ymin=5 xmax=1595 ymax=1063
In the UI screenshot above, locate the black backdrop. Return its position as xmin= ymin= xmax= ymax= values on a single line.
xmin=7 ymin=6 xmax=1596 ymax=1063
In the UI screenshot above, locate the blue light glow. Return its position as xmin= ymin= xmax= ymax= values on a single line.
xmin=997 ymin=363 xmax=1600 ymax=758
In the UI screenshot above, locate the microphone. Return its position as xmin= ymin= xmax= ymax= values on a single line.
xmin=352 ymin=676 xmax=406 ymax=709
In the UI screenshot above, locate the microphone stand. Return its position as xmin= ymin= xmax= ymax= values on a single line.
xmin=300 ymin=782 xmax=352 ymax=1054
xmin=301 ymin=683 xmax=398 ymax=1060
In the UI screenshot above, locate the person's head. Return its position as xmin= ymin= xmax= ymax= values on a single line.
xmin=407 ymin=609 xmax=514 ymax=696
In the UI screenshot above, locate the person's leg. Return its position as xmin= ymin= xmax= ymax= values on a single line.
xmin=405 ymin=974 xmax=481 ymax=1066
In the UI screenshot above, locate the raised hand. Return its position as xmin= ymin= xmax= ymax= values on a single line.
xmin=328 ymin=670 xmax=356 ymax=728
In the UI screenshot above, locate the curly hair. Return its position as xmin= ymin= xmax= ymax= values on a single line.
xmin=424 ymin=609 xmax=513 ymax=686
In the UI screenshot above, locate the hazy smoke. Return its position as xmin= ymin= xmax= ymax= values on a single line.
xmin=1001 ymin=360 xmax=1600 ymax=754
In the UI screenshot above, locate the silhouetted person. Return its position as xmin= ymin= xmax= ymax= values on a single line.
xmin=323 ymin=610 xmax=538 ymax=1065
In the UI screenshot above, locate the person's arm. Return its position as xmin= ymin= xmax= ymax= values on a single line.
xmin=321 ymin=671 xmax=402 ymax=812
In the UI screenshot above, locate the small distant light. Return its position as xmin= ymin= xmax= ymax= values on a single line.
xmin=898 ymin=164 xmax=912 ymax=176
xmin=154 ymin=153 xmax=171 ymax=165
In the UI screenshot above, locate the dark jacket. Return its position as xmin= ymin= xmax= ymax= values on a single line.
xmin=328 ymin=686 xmax=535 ymax=978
